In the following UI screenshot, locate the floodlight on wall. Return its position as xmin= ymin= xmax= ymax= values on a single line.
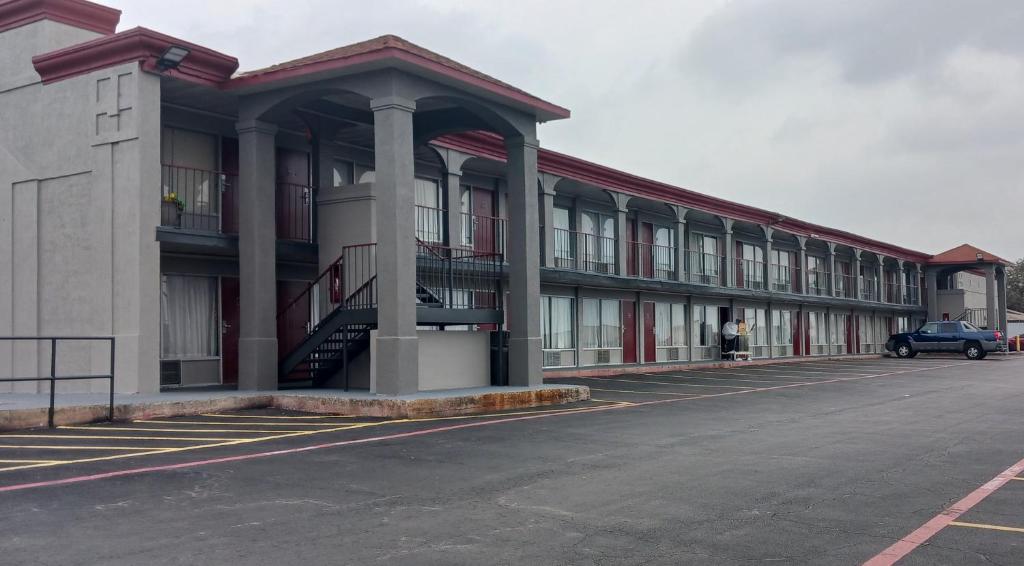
xmin=156 ymin=45 xmax=190 ymax=71
xmin=976 ymin=252 xmax=984 ymax=261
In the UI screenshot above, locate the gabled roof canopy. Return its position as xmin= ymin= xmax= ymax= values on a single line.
xmin=929 ymin=244 xmax=1010 ymax=266
xmin=224 ymin=35 xmax=570 ymax=123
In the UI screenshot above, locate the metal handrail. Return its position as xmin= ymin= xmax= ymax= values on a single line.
xmin=0 ymin=336 xmax=115 ymax=427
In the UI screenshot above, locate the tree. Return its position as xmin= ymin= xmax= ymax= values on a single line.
xmin=1008 ymin=258 xmax=1024 ymax=313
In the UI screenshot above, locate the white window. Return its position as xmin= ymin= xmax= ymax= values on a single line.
xmin=581 ymin=211 xmax=616 ymax=270
xmin=160 ymin=275 xmax=219 ymax=359
xmin=332 ymin=159 xmax=354 ymax=187
xmin=414 ymin=177 xmax=443 ymax=243
xmin=832 ymin=314 xmax=848 ymax=354
xmin=541 ymin=296 xmax=575 ymax=367
xmin=691 ymin=305 xmax=720 ymax=360
xmin=808 ymin=311 xmax=828 ymax=355
xmin=739 ymin=243 xmax=766 ymax=288
xmin=161 ymin=127 xmax=220 ymax=224
xmin=653 ymin=226 xmax=676 ymax=277
xmin=772 ymin=308 xmax=794 ymax=357
xmin=580 ymin=298 xmax=621 ymax=365
xmin=742 ymin=308 xmax=769 ymax=358
xmin=552 ymin=207 xmax=573 ymax=264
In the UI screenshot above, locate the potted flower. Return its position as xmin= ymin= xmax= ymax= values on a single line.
xmin=161 ymin=192 xmax=184 ymax=227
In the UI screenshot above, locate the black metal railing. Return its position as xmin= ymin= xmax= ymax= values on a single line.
xmin=161 ymin=164 xmax=235 ymax=233
xmin=461 ymin=212 xmax=507 ymax=256
xmin=0 ymin=337 xmax=115 ymax=427
xmin=632 ymin=242 xmax=675 ymax=279
xmin=686 ymin=250 xmax=726 ymax=286
xmin=416 ymin=241 xmax=503 ymax=309
xmin=415 ymin=205 xmax=446 ymax=244
xmin=278 ymin=243 xmax=378 ymax=355
xmin=806 ymin=270 xmax=832 ymax=296
xmin=735 ymin=258 xmax=767 ymax=290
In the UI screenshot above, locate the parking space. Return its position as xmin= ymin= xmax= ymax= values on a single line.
xmin=1 ymin=355 xmax=1023 ymax=565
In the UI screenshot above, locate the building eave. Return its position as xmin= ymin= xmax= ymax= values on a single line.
xmin=31 ymin=26 xmax=238 ymax=87
xmin=0 ymin=0 xmax=120 ymax=35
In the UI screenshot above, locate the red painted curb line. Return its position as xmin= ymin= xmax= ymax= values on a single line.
xmin=863 ymin=456 xmax=1024 ymax=565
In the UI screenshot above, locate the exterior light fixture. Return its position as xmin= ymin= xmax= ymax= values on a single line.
xmin=156 ymin=45 xmax=190 ymax=71
xmin=976 ymin=252 xmax=984 ymax=261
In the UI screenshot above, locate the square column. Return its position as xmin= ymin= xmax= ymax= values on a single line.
xmin=896 ymin=259 xmax=905 ymax=305
xmin=722 ymin=218 xmax=735 ymax=287
xmin=877 ymin=255 xmax=886 ymax=303
xmin=674 ymin=218 xmax=687 ymax=282
xmin=236 ymin=119 xmax=279 ymax=391
xmin=445 ymin=170 xmax=463 ymax=247
xmin=852 ymin=249 xmax=862 ymax=301
xmin=998 ymin=269 xmax=1008 ymax=338
xmin=763 ymin=227 xmax=774 ymax=291
xmin=915 ymin=264 xmax=923 ymax=306
xmin=926 ymin=268 xmax=939 ymax=320
xmin=371 ymin=97 xmax=419 ymax=395
xmin=506 ymin=136 xmax=543 ymax=386
xmin=985 ymin=264 xmax=997 ymax=330
xmin=826 ymin=243 xmax=837 ymax=296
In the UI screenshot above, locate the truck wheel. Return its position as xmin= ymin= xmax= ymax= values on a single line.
xmin=964 ymin=342 xmax=983 ymax=360
xmin=895 ymin=342 xmax=913 ymax=358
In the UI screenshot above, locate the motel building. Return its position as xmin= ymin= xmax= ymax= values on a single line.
xmin=0 ymin=0 xmax=1013 ymax=396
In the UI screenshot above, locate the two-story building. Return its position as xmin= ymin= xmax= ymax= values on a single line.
xmin=0 ymin=0 xmax=1011 ymax=396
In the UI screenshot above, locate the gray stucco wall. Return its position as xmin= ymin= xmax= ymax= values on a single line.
xmin=0 ymin=19 xmax=161 ymax=393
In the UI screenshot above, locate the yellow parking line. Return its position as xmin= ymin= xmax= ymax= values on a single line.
xmin=0 ymin=459 xmax=64 ymax=464
xmin=134 ymin=420 xmax=356 ymax=427
xmin=0 ymin=445 xmax=181 ymax=451
xmin=0 ymin=435 xmax=253 ymax=442
xmin=0 ymin=422 xmax=382 ymax=473
xmin=949 ymin=521 xmax=1024 ymax=534
xmin=58 ymin=426 xmax=350 ymax=434
xmin=1009 ymin=477 xmax=1024 ymax=481
xmin=202 ymin=413 xmax=355 ymax=419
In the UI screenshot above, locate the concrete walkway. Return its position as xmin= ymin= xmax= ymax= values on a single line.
xmin=0 ymin=385 xmax=589 ymax=431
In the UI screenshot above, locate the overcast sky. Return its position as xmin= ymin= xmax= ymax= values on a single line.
xmin=120 ymin=0 xmax=1023 ymax=261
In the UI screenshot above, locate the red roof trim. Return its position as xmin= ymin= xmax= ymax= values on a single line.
xmin=224 ymin=45 xmax=570 ymax=120
xmin=0 ymin=0 xmax=119 ymax=35
xmin=31 ymin=26 xmax=238 ymax=86
xmin=436 ymin=131 xmax=933 ymax=262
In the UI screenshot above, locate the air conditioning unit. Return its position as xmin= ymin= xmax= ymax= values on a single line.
xmin=663 ymin=347 xmax=681 ymax=361
xmin=544 ymin=351 xmax=565 ymax=368
xmin=595 ymin=349 xmax=612 ymax=364
xmin=160 ymin=360 xmax=182 ymax=386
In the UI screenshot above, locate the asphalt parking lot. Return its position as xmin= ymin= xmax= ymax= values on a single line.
xmin=1 ymin=355 xmax=1023 ymax=565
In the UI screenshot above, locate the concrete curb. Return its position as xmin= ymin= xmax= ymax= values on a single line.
xmin=0 ymin=387 xmax=590 ymax=431
xmin=543 ymin=354 xmax=887 ymax=378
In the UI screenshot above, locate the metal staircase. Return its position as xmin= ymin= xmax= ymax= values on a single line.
xmin=277 ymin=240 xmax=504 ymax=388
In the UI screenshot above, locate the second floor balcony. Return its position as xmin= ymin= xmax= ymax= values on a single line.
xmin=552 ymin=227 xmax=616 ymax=274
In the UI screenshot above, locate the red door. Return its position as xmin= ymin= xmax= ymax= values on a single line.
xmin=471 ymin=187 xmax=495 ymax=253
xmin=220 ymin=277 xmax=240 ymax=385
xmin=845 ymin=315 xmax=854 ymax=354
xmin=622 ymin=300 xmax=637 ymax=364
xmin=275 ymin=149 xmax=310 ymax=241
xmin=792 ymin=311 xmax=803 ymax=356
xmin=221 ymin=138 xmax=239 ymax=234
xmin=639 ymin=222 xmax=654 ymax=278
xmin=854 ymin=317 xmax=861 ymax=353
xmin=643 ymin=302 xmax=657 ymax=363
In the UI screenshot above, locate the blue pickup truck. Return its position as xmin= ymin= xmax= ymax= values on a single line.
xmin=886 ymin=321 xmax=1003 ymax=360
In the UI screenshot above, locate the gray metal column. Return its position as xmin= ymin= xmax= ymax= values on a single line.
xmin=445 ymin=170 xmax=462 ymax=247
xmin=673 ymin=206 xmax=688 ymax=282
xmin=915 ymin=264 xmax=923 ymax=306
xmin=926 ymin=268 xmax=939 ymax=320
xmin=852 ymin=249 xmax=862 ymax=301
xmin=236 ymin=119 xmax=279 ymax=391
xmin=539 ymin=173 xmax=558 ymax=267
xmin=796 ymin=236 xmax=808 ymax=295
xmin=998 ymin=268 xmax=1008 ymax=337
xmin=611 ymin=192 xmax=630 ymax=276
xmin=371 ymin=96 xmax=419 ymax=395
xmin=896 ymin=259 xmax=905 ymax=305
xmin=722 ymin=218 xmax=735 ymax=287
xmin=985 ymin=263 xmax=997 ymax=330
xmin=827 ymin=242 xmax=837 ymax=296
xmin=506 ymin=135 xmax=543 ymax=386
xmin=763 ymin=227 xmax=774 ymax=291
xmin=877 ymin=255 xmax=886 ymax=303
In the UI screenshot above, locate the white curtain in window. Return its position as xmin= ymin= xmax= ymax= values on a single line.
xmin=544 ymin=297 xmax=574 ymax=350
xmin=655 ymin=303 xmax=672 ymax=347
xmin=671 ymin=304 xmax=687 ymax=346
xmin=601 ymin=300 xmax=621 ymax=348
xmin=161 ymin=275 xmax=218 ymax=359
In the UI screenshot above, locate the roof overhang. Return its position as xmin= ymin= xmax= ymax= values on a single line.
xmin=224 ymin=46 xmax=570 ymax=123
xmin=436 ymin=131 xmax=933 ymax=262
xmin=0 ymin=0 xmax=120 ymax=35
xmin=32 ymin=26 xmax=238 ymax=86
